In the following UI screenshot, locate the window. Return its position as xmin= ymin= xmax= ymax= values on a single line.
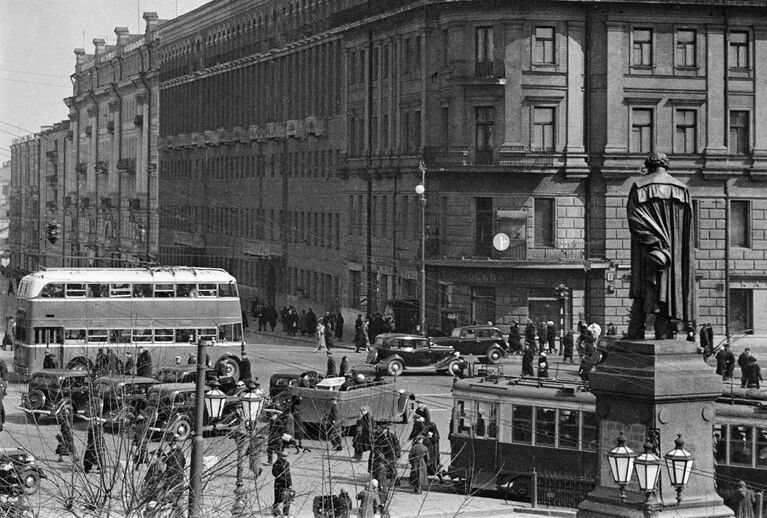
xmin=477 ymin=401 xmax=498 ymax=438
xmin=475 ymin=197 xmax=493 ymax=256
xmin=729 ymin=32 xmax=749 ymax=69
xmin=730 ymin=200 xmax=751 ymax=248
xmin=714 ymin=424 xmax=727 ymax=464
xmin=692 ymin=199 xmax=700 ymax=248
xmin=404 ymin=38 xmax=411 ymax=74
xmin=730 ymin=289 xmax=753 ymax=335
xmin=729 ymin=111 xmax=749 ymax=155
xmin=475 ymin=107 xmax=494 ymax=164
xmin=730 ymin=425 xmax=753 ymax=466
xmin=632 ymin=28 xmax=653 ymax=66
xmin=534 ymin=26 xmax=555 ymax=64
xmin=535 ymin=407 xmax=556 ymax=446
xmin=631 ymin=108 xmax=653 ymax=153
xmin=40 ymin=283 xmax=64 ymax=298
xmin=348 ymin=52 xmax=356 ymax=85
xmin=757 ymin=427 xmax=767 ymax=467
xmin=582 ymin=412 xmax=598 ymax=451
xmin=372 ymin=47 xmax=379 ymax=80
xmin=110 ymin=283 xmax=131 ymax=297
xmin=442 ymin=29 xmax=449 ymax=67
xmin=475 ymin=26 xmax=493 ymax=75
xmin=512 ymin=405 xmax=533 ymax=444
xmin=456 ymin=400 xmax=473 ymax=436
xmin=154 ymin=284 xmax=175 ymax=297
xmin=66 ymin=284 xmax=86 ymax=298
xmin=441 ymin=107 xmax=449 ymax=147
xmin=676 ymin=29 xmax=696 ymax=67
xmin=674 ymin=109 xmax=696 ymax=153
xmin=382 ymin=44 xmax=389 ymax=79
xmin=559 ymin=410 xmax=579 ymax=449
xmin=534 ymin=198 xmax=555 ymax=247
xmin=533 ymin=107 xmax=555 ymax=151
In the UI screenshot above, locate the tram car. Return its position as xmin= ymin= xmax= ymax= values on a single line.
xmin=450 ymin=377 xmax=767 ymax=511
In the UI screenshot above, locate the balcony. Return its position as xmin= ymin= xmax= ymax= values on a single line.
xmin=81 ymin=197 xmax=90 ymax=208
xmin=75 ymin=162 xmax=87 ymax=175
xmin=129 ymin=198 xmax=141 ymax=210
xmin=491 ymin=240 xmax=528 ymax=261
xmin=475 ymin=61 xmax=494 ymax=77
xmin=422 ymin=147 xmax=469 ymax=167
xmin=64 ymin=196 xmax=72 ymax=209
xmin=133 ymin=114 xmax=143 ymax=127
xmin=107 ymin=120 xmax=115 ymax=133
xmin=95 ymin=161 xmax=108 ymax=174
xmin=117 ymin=158 xmax=136 ymax=173
xmin=45 ymin=150 xmax=58 ymax=162
xmin=100 ymin=197 xmax=112 ymax=209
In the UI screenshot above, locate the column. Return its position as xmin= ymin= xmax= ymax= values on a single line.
xmin=566 ymin=21 xmax=586 ymax=154
xmin=705 ymin=25 xmax=727 ymax=154
xmin=604 ymin=22 xmax=626 ymax=153
xmin=502 ymin=22 xmax=524 ymax=150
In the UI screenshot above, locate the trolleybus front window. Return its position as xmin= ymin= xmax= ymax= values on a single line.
xmin=40 ymin=283 xmax=64 ymax=298
xmin=218 ymin=283 xmax=237 ymax=297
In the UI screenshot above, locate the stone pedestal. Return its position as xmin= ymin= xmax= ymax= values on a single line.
xmin=577 ymin=339 xmax=733 ymax=518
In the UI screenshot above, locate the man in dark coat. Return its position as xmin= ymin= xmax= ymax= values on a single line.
xmin=524 ymin=321 xmax=537 ymax=349
xmin=423 ymin=429 xmax=440 ymax=479
xmin=746 ymin=357 xmax=762 ymax=389
xmin=508 ymin=322 xmax=522 ymax=354
xmin=162 ymin=439 xmax=186 ymax=506
xmin=124 ymin=352 xmax=135 ymax=375
xmin=408 ymin=436 xmax=429 ymax=494
xmin=716 ymin=344 xmax=736 ymax=381
xmin=546 ymin=322 xmax=557 ymax=354
xmin=136 ymin=347 xmax=153 ymax=377
xmin=239 ymin=352 xmax=252 ymax=382
xmin=353 ymin=406 xmax=375 ymax=462
xmin=562 ymin=331 xmax=575 ymax=363
xmin=290 ymin=399 xmax=310 ymax=453
xmin=522 ymin=344 xmax=535 ymax=376
xmin=326 ymin=351 xmax=337 ymax=377
xmin=83 ymin=418 xmax=106 ymax=473
xmin=339 ymin=356 xmax=349 ymax=377
xmin=266 ymin=413 xmax=283 ymax=464
xmin=43 ymin=352 xmax=57 ymax=369
xmin=272 ymin=451 xmax=292 ymax=517
xmin=265 ymin=305 xmax=278 ymax=332
xmin=626 ymin=152 xmax=693 ymax=339
xmin=324 ymin=400 xmax=343 ymax=451
xmin=538 ymin=352 xmax=550 ymax=379
xmin=335 ymin=312 xmax=344 ymax=342
xmin=55 ymin=403 xmax=77 ymax=462
xmin=738 ymin=348 xmax=754 ymax=387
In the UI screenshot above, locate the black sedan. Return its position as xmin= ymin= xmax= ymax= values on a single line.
xmin=431 ymin=325 xmax=509 ymax=364
xmin=365 ymin=333 xmax=464 ymax=376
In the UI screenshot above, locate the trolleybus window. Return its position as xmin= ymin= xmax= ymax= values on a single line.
xmin=64 ymin=329 xmax=86 ymax=341
xmin=512 ymin=405 xmax=533 ymax=444
xmin=218 ymin=283 xmax=237 ymax=297
xmin=536 ymin=407 xmax=556 ymax=446
xmin=582 ymin=412 xmax=598 ymax=451
xmin=198 ymin=284 xmax=217 ymax=297
xmin=109 ymin=330 xmax=131 ymax=344
xmin=87 ymin=284 xmax=109 ymax=297
xmin=40 ymin=283 xmax=64 ymax=298
xmin=730 ymin=425 xmax=753 ymax=466
xmin=133 ymin=284 xmax=153 ymax=297
xmin=757 ymin=428 xmax=767 ymax=467
xmin=132 ymin=329 xmax=152 ymax=342
xmin=476 ymin=401 xmax=498 ymax=438
xmin=176 ymin=284 xmax=196 ymax=297
xmin=154 ymin=284 xmax=175 ymax=297
xmin=713 ymin=424 xmax=727 ymax=463
xmin=87 ymin=330 xmax=108 ymax=343
xmin=559 ymin=410 xmax=579 ymax=449
xmin=455 ymin=400 xmax=472 ymax=435
xmin=175 ymin=329 xmax=195 ymax=343
xmin=154 ymin=329 xmax=174 ymax=342
xmin=66 ymin=284 xmax=86 ymax=298
xmin=110 ymin=284 xmax=131 ymax=297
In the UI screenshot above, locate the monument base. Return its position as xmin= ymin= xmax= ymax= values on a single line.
xmin=576 ymin=338 xmax=734 ymax=518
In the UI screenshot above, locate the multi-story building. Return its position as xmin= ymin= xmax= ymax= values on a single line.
xmin=158 ymin=0 xmax=767 ymax=339
xmin=64 ymin=13 xmax=161 ymax=268
xmin=0 ymin=161 xmax=10 ymax=256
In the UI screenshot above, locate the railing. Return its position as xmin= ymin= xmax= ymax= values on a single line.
xmin=491 ymin=240 xmax=527 ymax=260
xmin=475 ymin=61 xmax=494 ymax=77
xmin=422 ymin=146 xmax=469 ymax=166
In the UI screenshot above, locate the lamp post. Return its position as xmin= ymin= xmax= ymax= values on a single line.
xmin=554 ymin=283 xmax=569 ymax=353
xmin=232 ymin=382 xmax=265 ymax=517
xmin=664 ymin=433 xmax=694 ymax=504
xmin=606 ymin=432 xmax=637 ymax=502
xmin=634 ymin=439 xmax=662 ymax=516
xmin=416 ymin=160 xmax=426 ymax=336
xmin=188 ymin=340 xmax=226 ymax=518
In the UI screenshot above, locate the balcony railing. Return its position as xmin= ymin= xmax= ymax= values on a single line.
xmin=491 ymin=240 xmax=528 ymax=261
xmin=422 ymin=146 xmax=469 ymax=167
xmin=45 ymin=174 xmax=58 ymax=185
xmin=117 ymin=158 xmax=136 ymax=173
xmin=475 ymin=61 xmax=494 ymax=77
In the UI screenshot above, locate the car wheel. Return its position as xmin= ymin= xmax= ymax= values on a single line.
xmin=26 ymin=390 xmax=45 ymax=411
xmin=386 ymin=360 xmax=404 ymax=377
xmin=215 ymin=356 xmax=241 ymax=382
xmin=447 ymin=359 xmax=462 ymax=376
xmin=169 ymin=416 xmax=192 ymax=442
xmin=19 ymin=469 xmax=40 ymax=495
xmin=487 ymin=347 xmax=503 ymax=364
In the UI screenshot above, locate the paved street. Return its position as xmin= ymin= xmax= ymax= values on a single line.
xmin=0 ymin=293 xmax=581 ymax=517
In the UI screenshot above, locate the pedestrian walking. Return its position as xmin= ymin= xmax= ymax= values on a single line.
xmin=546 ymin=321 xmax=557 ymax=354
xmin=508 ymin=322 xmax=522 ymax=354
xmin=272 ymin=450 xmax=293 ymax=517
xmin=352 ymin=406 xmax=375 ymax=462
xmin=746 ymin=357 xmax=762 ymax=389
xmin=240 ymin=352 xmax=252 ymax=382
xmin=43 ymin=351 xmax=57 ymax=369
xmin=162 ymin=439 xmax=186 ymax=507
xmin=524 ymin=320 xmax=537 ymax=351
xmin=335 ymin=312 xmax=344 ymax=342
xmin=409 ymin=415 xmax=427 ymax=442
xmin=738 ymin=348 xmax=753 ymax=387
xmin=326 ymin=351 xmax=338 ymax=377
xmin=54 ymin=402 xmax=77 ymax=462
xmin=267 ymin=413 xmax=283 ymax=464
xmin=291 ymin=398 xmax=310 ymax=453
xmin=124 ymin=352 xmax=135 ymax=375
xmin=141 ymin=450 xmax=166 ymax=509
xmin=408 ymin=436 xmax=429 ymax=494
xmin=324 ymin=313 xmax=335 ymax=349
xmin=137 ymin=347 xmax=153 ymax=377
xmin=131 ymin=414 xmax=150 ymax=466
xmin=83 ymin=418 xmax=106 ymax=474
xmin=562 ymin=331 xmax=574 ymax=363
xmin=733 ymin=480 xmax=756 ymax=518
xmin=716 ymin=344 xmax=736 ymax=381
xmin=522 ymin=344 xmax=535 ymax=377
xmin=423 ymin=429 xmax=440 ymax=478
xmin=538 ymin=352 xmax=549 ymax=379
xmin=315 ymin=319 xmax=328 ymax=352
xmin=356 ymin=480 xmax=382 ymax=518
xmin=323 ymin=400 xmax=343 ymax=451
xmin=339 ymin=356 xmax=349 ymax=377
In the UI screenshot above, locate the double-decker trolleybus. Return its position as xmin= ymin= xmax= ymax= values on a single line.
xmin=450 ymin=376 xmax=767 ymax=513
xmin=12 ymin=267 xmax=246 ymax=378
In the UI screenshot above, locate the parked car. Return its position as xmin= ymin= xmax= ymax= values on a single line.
xmin=92 ymin=375 xmax=158 ymax=430
xmin=141 ymin=382 xmax=244 ymax=441
xmin=20 ymin=370 xmax=90 ymax=423
xmin=365 ymin=333 xmax=463 ymax=376
xmin=268 ymin=371 xmax=321 ymax=404
xmin=269 ymin=374 xmax=415 ymax=429
xmin=431 ymin=325 xmax=509 ymax=364
xmin=0 ymin=448 xmax=45 ymax=495
xmin=155 ymin=365 xmax=240 ymax=395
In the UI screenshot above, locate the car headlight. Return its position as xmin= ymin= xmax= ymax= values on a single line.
xmin=24 ymin=454 xmax=35 ymax=463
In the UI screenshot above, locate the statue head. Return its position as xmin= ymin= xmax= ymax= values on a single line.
xmin=643 ymin=152 xmax=670 ymax=173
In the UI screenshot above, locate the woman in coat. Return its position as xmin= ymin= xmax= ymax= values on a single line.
xmin=339 ymin=356 xmax=349 ymax=377
xmin=408 ymin=436 xmax=429 ymax=494
xmin=314 ymin=319 xmax=327 ymax=352
xmin=83 ymin=418 xmax=106 ymax=473
xmin=291 ymin=399 xmax=310 ymax=453
xmin=55 ymin=404 xmax=77 ymax=462
xmin=733 ymin=480 xmax=755 ymax=518
xmin=352 ymin=406 xmax=374 ymax=462
xmin=422 ymin=430 xmax=439 ymax=476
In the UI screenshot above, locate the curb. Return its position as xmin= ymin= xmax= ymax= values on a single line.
xmin=513 ymin=507 xmax=577 ymax=517
xmin=245 ymin=330 xmax=357 ymax=351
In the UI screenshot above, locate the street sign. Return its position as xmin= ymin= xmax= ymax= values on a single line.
xmin=359 ymin=295 xmax=367 ymax=307
xmin=493 ymin=232 xmax=510 ymax=251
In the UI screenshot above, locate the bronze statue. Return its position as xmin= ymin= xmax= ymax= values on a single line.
xmin=626 ymin=153 xmax=694 ymax=339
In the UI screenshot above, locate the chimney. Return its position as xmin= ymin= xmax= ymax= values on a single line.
xmin=115 ymin=27 xmax=130 ymax=46
xmin=93 ymin=38 xmax=106 ymax=56
xmin=143 ymin=12 xmax=159 ymax=34
xmin=74 ymin=48 xmax=86 ymax=66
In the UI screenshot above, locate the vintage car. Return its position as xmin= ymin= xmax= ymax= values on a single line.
xmin=431 ymin=325 xmax=509 ymax=364
xmin=365 ymin=333 xmax=464 ymax=376
xmin=155 ymin=365 xmax=240 ymax=395
xmin=20 ymin=370 xmax=90 ymax=423
xmin=92 ymin=375 xmax=159 ymax=430
xmin=0 ymin=448 xmax=45 ymax=495
xmin=270 ymin=375 xmax=415 ymax=429
xmin=141 ymin=382 xmax=244 ymax=441
xmin=268 ymin=371 xmax=321 ymax=403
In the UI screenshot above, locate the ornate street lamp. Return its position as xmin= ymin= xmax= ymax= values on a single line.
xmin=415 ymin=160 xmax=427 ymax=336
xmin=232 ymin=382 xmax=265 ymax=517
xmin=204 ymin=382 xmax=227 ymax=422
xmin=607 ymin=432 xmax=637 ymax=502
xmin=634 ymin=439 xmax=662 ymax=515
xmin=664 ymin=433 xmax=694 ymax=503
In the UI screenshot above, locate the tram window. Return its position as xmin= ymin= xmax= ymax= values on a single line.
xmin=456 ymin=401 xmax=472 ymax=435
xmin=110 ymin=330 xmax=131 ymax=344
xmin=582 ymin=412 xmax=598 ymax=451
xmin=110 ymin=284 xmax=131 ymax=297
xmin=154 ymin=284 xmax=175 ymax=297
xmin=40 ymin=283 xmax=64 ymax=298
xmin=218 ymin=283 xmax=237 ymax=297
xmin=64 ymin=329 xmax=86 ymax=341
xmin=476 ymin=401 xmax=498 ymax=438
xmin=154 ymin=329 xmax=174 ymax=342
xmin=730 ymin=425 xmax=753 ymax=466
xmin=87 ymin=284 xmax=109 ymax=298
xmin=132 ymin=329 xmax=153 ymax=342
xmin=713 ymin=424 xmax=727 ymax=464
xmin=559 ymin=410 xmax=579 ymax=449
xmin=757 ymin=427 xmax=767 ymax=467
xmin=87 ymin=330 xmax=108 ymax=343
xmin=198 ymin=284 xmax=217 ymax=297
xmin=512 ymin=405 xmax=533 ymax=444
xmin=65 ymin=284 xmax=86 ymax=298
xmin=133 ymin=284 xmax=153 ymax=298
xmin=536 ymin=407 xmax=556 ymax=446
xmin=176 ymin=329 xmax=196 ymax=343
